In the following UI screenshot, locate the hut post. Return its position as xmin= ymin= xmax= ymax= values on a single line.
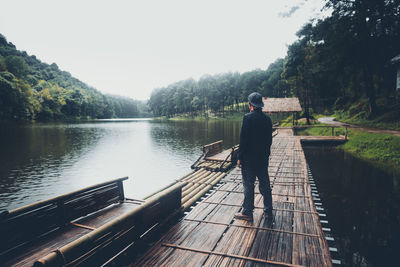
xmin=292 ymin=112 xmax=295 ymax=126
xmin=345 ymin=127 xmax=348 ymax=140
xmin=331 ymin=127 xmax=334 ymax=136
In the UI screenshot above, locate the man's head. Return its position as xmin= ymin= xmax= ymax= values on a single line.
xmin=248 ymin=92 xmax=264 ymax=110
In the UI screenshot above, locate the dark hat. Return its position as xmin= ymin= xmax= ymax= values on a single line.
xmin=248 ymin=92 xmax=264 ymax=108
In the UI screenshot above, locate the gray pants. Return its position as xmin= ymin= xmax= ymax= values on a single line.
xmin=241 ymin=165 xmax=272 ymax=215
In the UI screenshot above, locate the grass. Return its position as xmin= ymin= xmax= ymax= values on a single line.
xmin=335 ymin=97 xmax=400 ymax=130
xmin=297 ymin=126 xmax=400 ymax=174
xmin=295 ymin=126 xmax=346 ymax=136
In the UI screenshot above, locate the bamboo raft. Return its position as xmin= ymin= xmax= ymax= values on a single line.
xmin=1 ymin=177 xmax=186 ymax=266
xmin=191 ymin=140 xmax=239 ymax=172
xmin=132 ymin=128 xmax=333 ymax=266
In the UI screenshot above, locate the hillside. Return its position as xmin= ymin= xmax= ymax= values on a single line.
xmin=0 ymin=33 xmax=150 ymax=121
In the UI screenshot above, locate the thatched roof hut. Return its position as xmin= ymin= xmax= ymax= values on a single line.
xmin=261 ymin=97 xmax=302 ymax=113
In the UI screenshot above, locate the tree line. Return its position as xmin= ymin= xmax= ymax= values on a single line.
xmin=149 ymin=59 xmax=288 ymax=118
xmin=0 ymin=34 xmax=150 ymax=121
xmin=149 ymin=0 xmax=400 ymax=120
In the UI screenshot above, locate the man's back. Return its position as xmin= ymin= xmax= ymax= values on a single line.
xmin=238 ymin=109 xmax=272 ymax=167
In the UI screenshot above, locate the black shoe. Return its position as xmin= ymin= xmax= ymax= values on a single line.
xmin=234 ymin=213 xmax=253 ymax=221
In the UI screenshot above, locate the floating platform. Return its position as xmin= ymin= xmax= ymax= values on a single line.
xmin=132 ymin=128 xmax=333 ymax=266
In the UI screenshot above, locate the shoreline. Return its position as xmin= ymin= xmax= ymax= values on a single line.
xmin=297 ymin=127 xmax=400 ymax=176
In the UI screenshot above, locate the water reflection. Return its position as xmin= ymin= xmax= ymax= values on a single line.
xmin=0 ymin=122 xmax=106 ymax=209
xmin=0 ymin=120 xmax=241 ymax=211
xmin=304 ymin=146 xmax=400 ymax=267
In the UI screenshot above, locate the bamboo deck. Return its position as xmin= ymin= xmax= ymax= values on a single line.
xmin=132 ymin=128 xmax=332 ymax=266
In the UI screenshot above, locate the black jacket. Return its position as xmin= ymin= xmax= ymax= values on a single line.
xmin=238 ymin=109 xmax=272 ymax=168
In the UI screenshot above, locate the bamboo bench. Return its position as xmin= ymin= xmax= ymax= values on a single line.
xmin=1 ymin=178 xmax=186 ymax=266
xmin=191 ymin=141 xmax=239 ymax=172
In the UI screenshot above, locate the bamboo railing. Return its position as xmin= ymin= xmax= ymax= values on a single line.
xmin=0 ymin=177 xmax=128 ymax=260
xmin=34 ymin=181 xmax=186 ymax=267
xmin=292 ymin=125 xmax=348 ymax=140
xmin=191 ymin=141 xmax=238 ymax=172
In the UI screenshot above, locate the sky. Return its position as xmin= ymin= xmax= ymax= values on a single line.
xmin=0 ymin=0 xmax=327 ymax=100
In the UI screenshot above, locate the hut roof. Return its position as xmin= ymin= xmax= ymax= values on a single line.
xmin=262 ymin=97 xmax=302 ymax=113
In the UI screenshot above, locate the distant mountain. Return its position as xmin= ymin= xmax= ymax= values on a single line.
xmin=0 ymin=33 xmax=150 ymax=121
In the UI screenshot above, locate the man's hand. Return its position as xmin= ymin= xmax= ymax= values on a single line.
xmin=237 ymin=160 xmax=241 ymax=168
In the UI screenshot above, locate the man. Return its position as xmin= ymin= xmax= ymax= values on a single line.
xmin=234 ymin=92 xmax=273 ymax=222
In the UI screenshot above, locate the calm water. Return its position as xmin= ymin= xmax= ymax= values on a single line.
xmin=304 ymin=146 xmax=400 ymax=267
xmin=0 ymin=119 xmax=241 ymax=210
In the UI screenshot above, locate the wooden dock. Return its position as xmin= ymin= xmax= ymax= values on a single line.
xmin=132 ymin=128 xmax=333 ymax=266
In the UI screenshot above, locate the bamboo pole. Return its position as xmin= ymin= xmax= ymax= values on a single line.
xmin=142 ymin=171 xmax=194 ymax=200
xmin=9 ymin=177 xmax=128 ymax=216
xmin=161 ymin=243 xmax=306 ymax=267
xmin=181 ymin=172 xmax=215 ymax=197
xmin=182 ymin=172 xmax=226 ymax=210
xmin=182 ymin=173 xmax=221 ymax=203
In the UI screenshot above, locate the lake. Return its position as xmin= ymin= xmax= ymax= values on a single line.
xmin=0 ymin=119 xmax=241 ymax=210
xmin=304 ymin=146 xmax=400 ymax=267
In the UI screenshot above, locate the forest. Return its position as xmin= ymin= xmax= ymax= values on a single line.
xmin=148 ymin=0 xmax=400 ymax=122
xmin=0 ymin=34 xmax=149 ymax=121
xmin=1 ymin=0 xmax=399 ymax=123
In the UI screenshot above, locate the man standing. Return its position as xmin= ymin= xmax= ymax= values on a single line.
xmin=234 ymin=92 xmax=273 ymax=222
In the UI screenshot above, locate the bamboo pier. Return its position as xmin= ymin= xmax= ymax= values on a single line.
xmin=1 ymin=128 xmax=342 ymax=266
xmin=132 ymin=128 xmax=333 ymax=266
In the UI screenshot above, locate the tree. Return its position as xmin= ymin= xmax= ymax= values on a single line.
xmin=5 ymin=56 xmax=29 ymax=78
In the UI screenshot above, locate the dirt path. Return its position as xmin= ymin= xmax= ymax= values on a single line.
xmin=318 ymin=117 xmax=400 ymax=136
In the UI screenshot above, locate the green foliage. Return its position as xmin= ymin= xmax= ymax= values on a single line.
xmin=0 ymin=55 xmax=6 ymax=71
xmin=0 ymin=33 xmax=148 ymax=121
xmin=336 ymin=97 xmax=400 ymax=130
xmin=342 ymin=131 xmax=400 ymax=171
xmin=149 ymin=63 xmax=288 ymax=118
xmin=282 ymin=0 xmax=400 ymax=119
xmin=4 ymin=55 xmax=29 ymax=77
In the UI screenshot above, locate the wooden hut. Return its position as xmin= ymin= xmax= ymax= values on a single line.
xmin=261 ymin=97 xmax=302 ymax=125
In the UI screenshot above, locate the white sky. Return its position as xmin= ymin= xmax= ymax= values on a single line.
xmin=0 ymin=0 xmax=326 ymax=100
